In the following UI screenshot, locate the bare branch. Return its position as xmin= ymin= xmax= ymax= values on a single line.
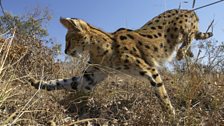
xmin=193 ymin=0 xmax=224 ymax=11
xmin=206 ymin=19 xmax=214 ymax=33
xmin=0 ymin=0 xmax=6 ymax=16
xmin=178 ymin=3 xmax=181 ymax=9
xmin=192 ymin=0 xmax=196 ymax=8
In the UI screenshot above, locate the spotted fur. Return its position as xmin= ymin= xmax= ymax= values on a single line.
xmin=30 ymin=9 xmax=213 ymax=116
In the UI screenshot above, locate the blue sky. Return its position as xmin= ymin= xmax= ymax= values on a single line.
xmin=2 ymin=0 xmax=224 ymax=58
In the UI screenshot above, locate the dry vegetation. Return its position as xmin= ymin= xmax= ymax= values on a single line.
xmin=0 ymin=7 xmax=224 ymax=126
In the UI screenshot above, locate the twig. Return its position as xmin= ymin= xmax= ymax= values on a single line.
xmin=0 ymin=0 xmax=5 ymax=16
xmin=0 ymin=29 xmax=11 ymax=37
xmin=0 ymin=29 xmax=16 ymax=74
xmin=191 ymin=101 xmax=200 ymax=108
xmin=193 ymin=0 xmax=224 ymax=11
xmin=195 ymin=49 xmax=202 ymax=63
xmin=10 ymin=67 xmax=45 ymax=125
xmin=69 ymin=118 xmax=107 ymax=125
xmin=206 ymin=19 xmax=214 ymax=33
xmin=192 ymin=0 xmax=196 ymax=8
xmin=10 ymin=96 xmax=40 ymax=125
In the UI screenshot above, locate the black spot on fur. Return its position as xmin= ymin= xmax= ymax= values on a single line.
xmin=150 ymin=81 xmax=156 ymax=87
xmin=167 ymin=10 xmax=172 ymax=13
xmin=124 ymin=59 xmax=129 ymax=63
xmin=116 ymin=28 xmax=126 ymax=32
xmin=147 ymin=35 xmax=153 ymax=39
xmin=139 ymin=33 xmax=147 ymax=37
xmin=157 ymin=83 xmax=163 ymax=87
xmin=138 ymin=41 xmax=143 ymax=46
xmin=160 ymin=43 xmax=163 ymax=48
xmin=124 ymin=47 xmax=128 ymax=50
xmin=133 ymin=47 xmax=137 ymax=52
xmin=84 ymin=72 xmax=93 ymax=83
xmin=72 ymin=77 xmax=77 ymax=81
xmin=114 ymin=28 xmax=132 ymax=32
xmin=151 ymin=27 xmax=156 ymax=30
xmin=116 ymin=45 xmax=120 ymax=48
xmin=193 ymin=25 xmax=196 ymax=29
xmin=154 ymin=47 xmax=158 ymax=52
xmin=136 ymin=59 xmax=141 ymax=64
xmin=158 ymin=33 xmax=162 ymax=37
xmin=139 ymin=71 xmax=147 ymax=76
xmin=120 ymin=36 xmax=127 ymax=40
xmin=174 ymin=27 xmax=178 ymax=31
xmin=127 ymin=34 xmax=134 ymax=39
xmin=158 ymin=26 xmax=163 ymax=29
xmin=148 ymin=22 xmax=153 ymax=25
xmin=154 ymin=34 xmax=158 ymax=38
xmin=155 ymin=20 xmax=160 ymax=23
xmin=163 ymin=95 xmax=168 ymax=99
xmin=145 ymin=45 xmax=150 ymax=49
xmin=180 ymin=26 xmax=184 ymax=30
xmin=155 ymin=92 xmax=160 ymax=98
xmin=167 ymin=28 xmax=170 ymax=32
xmin=170 ymin=34 xmax=174 ymax=39
xmin=103 ymin=50 xmax=109 ymax=55
xmin=147 ymin=67 xmax=151 ymax=70
xmin=71 ymin=81 xmax=78 ymax=90
xmin=56 ymin=82 xmax=60 ymax=86
xmin=179 ymin=20 xmax=183 ymax=24
xmin=152 ymin=74 xmax=159 ymax=79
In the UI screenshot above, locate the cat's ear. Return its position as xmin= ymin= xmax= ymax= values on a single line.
xmin=60 ymin=17 xmax=89 ymax=32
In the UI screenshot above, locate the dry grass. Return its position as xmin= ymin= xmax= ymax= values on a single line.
xmin=0 ymin=33 xmax=224 ymax=125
